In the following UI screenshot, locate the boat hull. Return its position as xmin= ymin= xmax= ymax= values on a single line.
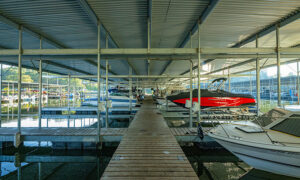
xmin=82 ymin=96 xmax=137 ymax=107
xmin=213 ymin=137 xmax=300 ymax=178
xmin=167 ymin=89 xmax=256 ymax=108
xmin=171 ymin=97 xmax=256 ymax=108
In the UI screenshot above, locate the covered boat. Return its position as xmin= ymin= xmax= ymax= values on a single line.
xmin=167 ymin=78 xmax=256 ymax=108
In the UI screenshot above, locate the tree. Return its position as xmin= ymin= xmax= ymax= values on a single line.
xmin=22 ymin=75 xmax=33 ymax=83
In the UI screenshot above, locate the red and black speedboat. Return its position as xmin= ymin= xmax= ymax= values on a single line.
xmin=167 ymin=78 xmax=256 ymax=109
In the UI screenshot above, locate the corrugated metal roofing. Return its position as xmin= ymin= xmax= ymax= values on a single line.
xmin=0 ymin=0 xmax=298 ymax=81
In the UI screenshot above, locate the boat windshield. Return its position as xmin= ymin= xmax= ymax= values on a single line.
xmin=270 ymin=114 xmax=300 ymax=137
xmin=207 ymin=78 xmax=227 ymax=91
xmin=255 ymin=108 xmax=289 ymax=127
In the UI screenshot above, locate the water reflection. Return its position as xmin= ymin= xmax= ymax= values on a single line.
xmin=0 ymin=146 xmax=116 ymax=180
xmin=1 ymin=146 xmax=297 ymax=180
xmin=0 ymin=104 xmax=298 ymax=179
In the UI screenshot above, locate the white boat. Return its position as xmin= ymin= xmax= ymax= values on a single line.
xmin=81 ymin=95 xmax=137 ymax=107
xmin=208 ymin=108 xmax=300 ymax=178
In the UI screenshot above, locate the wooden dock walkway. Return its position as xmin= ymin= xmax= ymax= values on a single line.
xmin=0 ymin=127 xmax=203 ymax=144
xmin=101 ymin=99 xmax=198 ymax=179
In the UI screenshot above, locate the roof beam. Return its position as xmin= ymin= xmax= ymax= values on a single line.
xmin=0 ymin=60 xmax=68 ymax=76
xmin=1 ymin=47 xmax=299 ymax=56
xmin=43 ymin=60 xmax=93 ymax=75
xmin=201 ymin=8 xmax=300 ymax=65
xmin=178 ymin=9 xmax=300 ymax=78
xmin=232 ymin=58 xmax=300 ymax=75
xmin=206 ymin=43 xmax=300 ymax=75
xmin=232 ymin=9 xmax=300 ymax=48
xmin=77 ymin=0 xmax=138 ymax=75
xmin=159 ymin=0 xmax=220 ymax=75
xmin=0 ymin=14 xmax=66 ymax=49
xmin=0 ymin=12 xmax=114 ymax=76
xmin=178 ymin=0 xmax=220 ymax=48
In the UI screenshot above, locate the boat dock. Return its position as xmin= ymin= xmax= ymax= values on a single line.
xmin=101 ymin=99 xmax=198 ymax=179
xmin=0 ymin=127 xmax=204 ymax=147
xmin=41 ymin=106 xmax=139 ymax=119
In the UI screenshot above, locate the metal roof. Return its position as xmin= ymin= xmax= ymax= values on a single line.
xmin=0 ymin=0 xmax=298 ymax=83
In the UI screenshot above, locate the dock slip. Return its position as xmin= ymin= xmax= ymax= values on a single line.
xmin=101 ymin=99 xmax=198 ymax=179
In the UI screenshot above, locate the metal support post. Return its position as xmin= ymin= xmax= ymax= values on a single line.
xmin=105 ymin=60 xmax=109 ymax=128
xmin=147 ymin=17 xmax=151 ymax=75
xmin=105 ymin=33 xmax=109 ymax=128
xmin=17 ymin=25 xmax=23 ymax=133
xmin=17 ymin=167 xmax=21 ymax=180
xmin=276 ymin=24 xmax=281 ymax=107
xmin=165 ymin=91 xmax=168 ymax=111
xmin=38 ymin=163 xmax=42 ymax=180
xmin=97 ymin=20 xmax=102 ymax=146
xmin=256 ymin=35 xmax=260 ymax=116
xmin=46 ymin=73 xmax=49 ymax=106
xmin=250 ymin=72 xmax=252 ymax=95
xmin=59 ymin=86 xmax=62 ymax=106
xmin=197 ymin=21 xmax=201 ymax=123
xmin=129 ymin=67 xmax=133 ymax=112
xmin=12 ymin=83 xmax=14 ymax=119
xmin=73 ymin=80 xmax=76 ymax=107
xmin=189 ymin=60 xmax=193 ymax=128
xmin=7 ymin=82 xmax=9 ymax=119
xmin=0 ymin=64 xmax=2 ymax=128
xmin=297 ymin=61 xmax=300 ymax=105
xmin=38 ymin=37 xmax=43 ymax=128
xmin=228 ymin=69 xmax=231 ymax=91
xmin=67 ymin=74 xmax=70 ymax=128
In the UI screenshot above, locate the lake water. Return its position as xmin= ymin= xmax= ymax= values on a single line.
xmin=0 ymin=106 xmax=298 ymax=179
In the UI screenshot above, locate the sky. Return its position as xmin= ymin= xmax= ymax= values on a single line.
xmin=265 ymin=62 xmax=298 ymax=77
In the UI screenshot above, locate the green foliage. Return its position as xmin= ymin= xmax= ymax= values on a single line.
xmin=2 ymin=65 xmax=96 ymax=91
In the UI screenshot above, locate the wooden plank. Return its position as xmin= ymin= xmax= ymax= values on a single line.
xmin=107 ymin=164 xmax=192 ymax=168
xmin=101 ymin=177 xmax=198 ymax=180
xmin=101 ymin=98 xmax=198 ymax=179
xmin=105 ymin=167 xmax=194 ymax=172
xmin=102 ymin=171 xmax=197 ymax=177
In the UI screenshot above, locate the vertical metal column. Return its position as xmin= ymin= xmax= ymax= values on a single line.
xmin=97 ymin=20 xmax=101 ymax=145
xmin=189 ymin=31 xmax=193 ymax=128
xmin=38 ymin=163 xmax=42 ymax=180
xmin=105 ymin=33 xmax=109 ymax=128
xmin=297 ymin=61 xmax=300 ymax=105
xmin=190 ymin=31 xmax=194 ymax=89
xmin=197 ymin=21 xmax=201 ymax=123
xmin=165 ymin=91 xmax=168 ymax=111
xmin=0 ymin=64 xmax=2 ymax=128
xmin=12 ymin=83 xmax=14 ymax=119
xmin=59 ymin=86 xmax=62 ymax=106
xmin=256 ymin=35 xmax=261 ymax=116
xmin=73 ymin=80 xmax=76 ymax=107
xmin=228 ymin=69 xmax=231 ymax=91
xmin=7 ymin=82 xmax=9 ymax=119
xmin=17 ymin=167 xmax=21 ymax=180
xmin=105 ymin=60 xmax=109 ymax=128
xmin=250 ymin=72 xmax=252 ymax=95
xmin=189 ymin=60 xmax=193 ymax=128
xmin=276 ymin=24 xmax=281 ymax=107
xmin=38 ymin=37 xmax=43 ymax=128
xmin=17 ymin=25 xmax=23 ymax=133
xmin=147 ymin=17 xmax=151 ymax=76
xmin=67 ymin=75 xmax=70 ymax=128
xmin=129 ymin=67 xmax=133 ymax=112
xmin=46 ymin=73 xmax=49 ymax=106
